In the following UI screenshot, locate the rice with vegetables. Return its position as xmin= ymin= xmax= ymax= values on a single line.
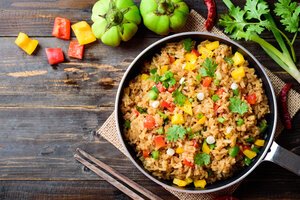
xmin=120 ymin=39 xmax=269 ymax=188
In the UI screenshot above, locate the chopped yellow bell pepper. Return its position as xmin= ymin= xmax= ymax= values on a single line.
xmin=243 ymin=149 xmax=257 ymax=159
xmin=198 ymin=46 xmax=213 ymax=59
xmin=15 ymin=32 xmax=39 ymax=55
xmin=202 ymin=142 xmax=210 ymax=154
xmin=180 ymin=100 xmax=193 ymax=115
xmin=171 ymin=114 xmax=185 ymax=124
xmin=72 ymin=21 xmax=96 ymax=45
xmin=173 ymin=178 xmax=188 ymax=187
xmin=184 ymin=62 xmax=196 ymax=71
xmin=254 ymin=139 xmax=265 ymax=147
xmin=176 ymin=147 xmax=184 ymax=154
xmin=205 ymin=41 xmax=219 ymax=51
xmin=231 ymin=67 xmax=245 ymax=82
xmin=185 ymin=177 xmax=193 ymax=184
xmin=197 ymin=116 xmax=207 ymax=125
xmin=160 ymin=65 xmax=168 ymax=75
xmin=141 ymin=74 xmax=149 ymax=80
xmin=194 ymin=179 xmax=206 ymax=188
xmin=232 ymin=52 xmax=245 ymax=66
xmin=185 ymin=52 xmax=198 ymax=64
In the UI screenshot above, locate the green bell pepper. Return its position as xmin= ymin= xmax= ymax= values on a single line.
xmin=91 ymin=0 xmax=141 ymax=47
xmin=140 ymin=0 xmax=189 ymax=35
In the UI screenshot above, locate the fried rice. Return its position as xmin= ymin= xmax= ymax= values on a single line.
xmin=120 ymin=39 xmax=269 ymax=188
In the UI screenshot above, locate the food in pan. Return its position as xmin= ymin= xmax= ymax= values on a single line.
xmin=120 ymin=39 xmax=269 ymax=188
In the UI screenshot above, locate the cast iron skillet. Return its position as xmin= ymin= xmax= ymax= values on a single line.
xmin=115 ymin=32 xmax=300 ymax=193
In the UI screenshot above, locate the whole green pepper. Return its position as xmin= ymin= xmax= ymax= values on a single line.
xmin=140 ymin=0 xmax=189 ymax=35
xmin=91 ymin=0 xmax=141 ymax=47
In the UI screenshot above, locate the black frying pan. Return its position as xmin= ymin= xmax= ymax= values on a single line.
xmin=115 ymin=32 xmax=300 ymax=193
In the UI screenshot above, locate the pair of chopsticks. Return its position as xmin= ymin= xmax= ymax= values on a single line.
xmin=74 ymin=148 xmax=163 ymax=200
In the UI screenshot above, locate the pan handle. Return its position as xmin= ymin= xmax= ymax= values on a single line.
xmin=264 ymin=142 xmax=300 ymax=175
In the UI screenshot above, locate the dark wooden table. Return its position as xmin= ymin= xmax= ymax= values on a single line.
xmin=0 ymin=0 xmax=299 ymax=199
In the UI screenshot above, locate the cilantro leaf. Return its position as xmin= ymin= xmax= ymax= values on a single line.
xmin=274 ymin=0 xmax=300 ymax=33
xmin=183 ymin=38 xmax=193 ymax=52
xmin=166 ymin=125 xmax=187 ymax=142
xmin=200 ymin=58 xmax=218 ymax=77
xmin=194 ymin=153 xmax=210 ymax=166
xmin=124 ymin=120 xmax=131 ymax=129
xmin=229 ymin=97 xmax=249 ymax=115
xmin=160 ymin=71 xmax=176 ymax=88
xmin=172 ymin=89 xmax=187 ymax=106
xmin=136 ymin=106 xmax=147 ymax=114
xmin=244 ymin=0 xmax=269 ymax=20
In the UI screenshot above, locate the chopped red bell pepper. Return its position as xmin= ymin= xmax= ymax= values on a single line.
xmin=68 ymin=40 xmax=84 ymax=59
xmin=216 ymin=88 xmax=225 ymax=96
xmin=246 ymin=93 xmax=257 ymax=105
xmin=161 ymin=100 xmax=175 ymax=112
xmin=45 ymin=48 xmax=64 ymax=65
xmin=156 ymin=82 xmax=166 ymax=92
xmin=144 ymin=115 xmax=156 ymax=129
xmin=203 ymin=77 xmax=213 ymax=87
xmin=183 ymin=159 xmax=194 ymax=167
xmin=52 ymin=17 xmax=71 ymax=40
xmin=142 ymin=150 xmax=150 ymax=158
xmin=169 ymin=55 xmax=175 ymax=64
xmin=191 ymin=49 xmax=200 ymax=57
xmin=154 ymin=136 xmax=166 ymax=149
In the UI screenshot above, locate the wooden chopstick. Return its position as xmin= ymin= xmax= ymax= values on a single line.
xmin=75 ymin=148 xmax=163 ymax=200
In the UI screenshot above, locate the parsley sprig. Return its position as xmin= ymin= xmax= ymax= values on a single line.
xmin=229 ymin=97 xmax=249 ymax=115
xmin=194 ymin=153 xmax=211 ymax=166
xmin=166 ymin=125 xmax=187 ymax=142
xmin=200 ymin=58 xmax=218 ymax=77
xmin=219 ymin=0 xmax=300 ymax=84
xmin=172 ymin=89 xmax=187 ymax=106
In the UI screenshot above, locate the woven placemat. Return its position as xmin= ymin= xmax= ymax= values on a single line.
xmin=97 ymin=10 xmax=300 ymax=200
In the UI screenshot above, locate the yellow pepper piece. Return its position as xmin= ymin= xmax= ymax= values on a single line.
xmin=202 ymin=142 xmax=210 ymax=154
xmin=160 ymin=65 xmax=169 ymax=75
xmin=176 ymin=147 xmax=184 ymax=154
xmin=180 ymin=100 xmax=193 ymax=115
xmin=254 ymin=139 xmax=265 ymax=147
xmin=171 ymin=114 xmax=185 ymax=124
xmin=185 ymin=53 xmax=198 ymax=64
xmin=198 ymin=46 xmax=213 ymax=59
xmin=205 ymin=41 xmax=219 ymax=51
xmin=185 ymin=177 xmax=193 ymax=184
xmin=72 ymin=21 xmax=96 ymax=45
xmin=232 ymin=52 xmax=245 ymax=66
xmin=173 ymin=178 xmax=188 ymax=187
xmin=194 ymin=179 xmax=206 ymax=188
xmin=197 ymin=116 xmax=206 ymax=125
xmin=15 ymin=32 xmax=39 ymax=55
xmin=184 ymin=62 xmax=196 ymax=71
xmin=141 ymin=74 xmax=149 ymax=81
xmin=231 ymin=67 xmax=245 ymax=82
xmin=243 ymin=149 xmax=257 ymax=159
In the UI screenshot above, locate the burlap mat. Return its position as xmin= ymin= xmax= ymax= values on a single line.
xmin=97 ymin=10 xmax=300 ymax=200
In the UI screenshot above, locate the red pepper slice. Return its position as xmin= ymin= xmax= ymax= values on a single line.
xmin=279 ymin=83 xmax=293 ymax=129
xmin=144 ymin=115 xmax=156 ymax=129
xmin=191 ymin=49 xmax=200 ymax=57
xmin=68 ymin=40 xmax=84 ymax=59
xmin=52 ymin=17 xmax=71 ymax=40
xmin=204 ymin=0 xmax=216 ymax=31
xmin=156 ymin=82 xmax=166 ymax=92
xmin=246 ymin=93 xmax=257 ymax=105
xmin=183 ymin=159 xmax=194 ymax=167
xmin=154 ymin=136 xmax=166 ymax=149
xmin=45 ymin=48 xmax=64 ymax=65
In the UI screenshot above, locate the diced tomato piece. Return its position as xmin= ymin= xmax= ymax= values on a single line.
xmin=156 ymin=82 xmax=166 ymax=92
xmin=202 ymin=77 xmax=213 ymax=87
xmin=45 ymin=48 xmax=64 ymax=65
xmin=168 ymin=86 xmax=176 ymax=93
xmin=192 ymin=139 xmax=199 ymax=148
xmin=52 ymin=17 xmax=71 ymax=40
xmin=144 ymin=115 xmax=156 ymax=129
xmin=216 ymin=88 xmax=225 ymax=96
xmin=142 ymin=150 xmax=150 ymax=158
xmin=246 ymin=93 xmax=257 ymax=105
xmin=191 ymin=49 xmax=200 ymax=57
xmin=154 ymin=136 xmax=166 ymax=149
xmin=161 ymin=101 xmax=175 ymax=112
xmin=169 ymin=55 xmax=175 ymax=64
xmin=68 ymin=40 xmax=84 ymax=59
xmin=183 ymin=159 xmax=194 ymax=167
xmin=133 ymin=109 xmax=139 ymax=117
